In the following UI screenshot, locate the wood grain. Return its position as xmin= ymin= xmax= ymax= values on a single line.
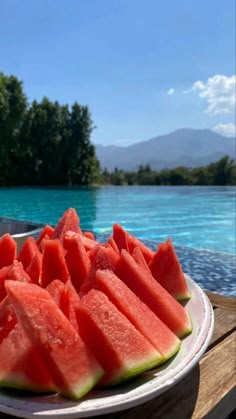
xmin=206 ymin=292 xmax=236 ymax=312
xmin=209 ymin=307 xmax=236 ymax=347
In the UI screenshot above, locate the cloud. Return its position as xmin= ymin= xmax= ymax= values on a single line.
xmin=167 ymin=88 xmax=175 ymax=95
xmin=212 ymin=123 xmax=236 ymax=137
xmin=191 ymin=74 xmax=236 ymax=115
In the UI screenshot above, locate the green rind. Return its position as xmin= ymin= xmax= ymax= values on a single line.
xmin=0 ymin=377 xmax=56 ymax=393
xmin=161 ymin=339 xmax=181 ymax=363
xmin=175 ymin=291 xmax=191 ymax=301
xmin=178 ymin=312 xmax=193 ymax=339
xmin=100 ymin=352 xmax=163 ymax=387
xmin=62 ymin=368 xmax=104 ymax=400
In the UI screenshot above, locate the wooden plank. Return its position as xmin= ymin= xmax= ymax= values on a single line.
xmin=95 ymin=332 xmax=236 ymax=419
xmin=209 ymin=307 xmax=236 ymax=347
xmin=207 ymin=292 xmax=236 ymax=311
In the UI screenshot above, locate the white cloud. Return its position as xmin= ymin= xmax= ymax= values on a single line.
xmin=212 ymin=123 xmax=236 ymax=137
xmin=191 ymin=74 xmax=236 ymax=115
xmin=167 ymin=88 xmax=175 ymax=95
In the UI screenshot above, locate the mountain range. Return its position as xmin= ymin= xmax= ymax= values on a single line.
xmin=96 ymin=129 xmax=236 ymax=171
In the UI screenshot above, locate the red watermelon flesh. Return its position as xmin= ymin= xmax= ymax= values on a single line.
xmin=41 ymin=240 xmax=69 ymax=288
xmin=63 ymin=232 xmax=91 ymax=292
xmin=0 ymin=322 xmax=55 ymax=392
xmin=132 ymin=246 xmax=150 ymax=272
xmin=46 ymin=279 xmax=66 ymax=308
xmin=116 ymin=250 xmax=192 ymax=338
xmin=5 ymin=280 xmax=104 ymax=400
xmin=0 ymin=234 xmax=17 ymax=269
xmin=80 ymin=235 xmax=99 ymax=251
xmin=149 ymin=239 xmax=191 ymax=301
xmin=84 ymin=231 xmax=95 ymax=240
xmin=0 ymin=296 xmax=17 ymax=343
xmin=0 ymin=261 xmax=31 ymax=302
xmin=113 ymin=223 xmax=129 ymax=252
xmin=96 ymin=270 xmax=181 ymax=361
xmin=18 ymin=237 xmax=38 ymax=270
xmin=78 ymin=289 xmax=163 ymax=386
xmin=26 ymin=249 xmax=42 ymax=284
xmin=126 ymin=233 xmax=154 ymax=263
xmin=80 ymin=246 xmax=118 ymax=296
xmin=36 ymin=225 xmax=54 ymax=249
xmin=107 ymin=236 xmax=119 ymax=253
xmin=52 ymin=208 xmax=81 ymax=242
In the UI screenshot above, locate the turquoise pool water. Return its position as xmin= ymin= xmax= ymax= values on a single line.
xmin=0 ymin=186 xmax=235 ymax=254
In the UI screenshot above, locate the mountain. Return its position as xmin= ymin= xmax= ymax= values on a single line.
xmin=96 ymin=129 xmax=236 ymax=171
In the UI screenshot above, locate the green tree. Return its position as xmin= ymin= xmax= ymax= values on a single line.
xmin=0 ymin=73 xmax=27 ymax=184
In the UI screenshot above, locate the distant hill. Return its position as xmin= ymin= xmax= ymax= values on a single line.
xmin=96 ymin=129 xmax=236 ymax=171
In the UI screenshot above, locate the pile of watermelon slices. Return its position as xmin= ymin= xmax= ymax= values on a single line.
xmin=0 ymin=208 xmax=192 ymax=400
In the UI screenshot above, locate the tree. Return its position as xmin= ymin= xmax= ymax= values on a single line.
xmin=0 ymin=73 xmax=27 ymax=184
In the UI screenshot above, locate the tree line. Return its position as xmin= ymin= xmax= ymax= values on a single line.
xmin=102 ymin=157 xmax=236 ymax=186
xmin=0 ymin=72 xmax=235 ymax=186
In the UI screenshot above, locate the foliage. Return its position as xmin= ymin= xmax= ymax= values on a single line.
xmin=0 ymin=72 xmax=235 ymax=186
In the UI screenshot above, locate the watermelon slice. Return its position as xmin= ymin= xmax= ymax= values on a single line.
xmin=80 ymin=246 xmax=118 ymax=296
xmin=116 ymin=250 xmax=192 ymax=338
xmin=41 ymin=240 xmax=69 ymax=287
xmin=78 ymin=289 xmax=163 ymax=386
xmin=46 ymin=279 xmax=66 ymax=308
xmin=113 ymin=223 xmax=129 ymax=252
xmin=0 ymin=261 xmax=31 ymax=302
xmin=36 ymin=225 xmax=54 ymax=249
xmin=132 ymin=246 xmax=150 ymax=272
xmin=5 ymin=280 xmax=104 ymax=400
xmin=96 ymin=270 xmax=181 ymax=361
xmin=83 ymin=231 xmax=95 ymax=240
xmin=63 ymin=232 xmax=91 ymax=292
xmin=26 ymin=248 xmax=42 ymax=284
xmin=17 ymin=237 xmax=38 ymax=270
xmin=149 ymin=239 xmax=191 ymax=300
xmin=52 ymin=208 xmax=81 ymax=242
xmin=107 ymin=236 xmax=119 ymax=253
xmin=0 ymin=296 xmax=17 ymax=343
xmin=0 ymin=322 xmax=55 ymax=392
xmin=0 ymin=234 xmax=17 ymax=269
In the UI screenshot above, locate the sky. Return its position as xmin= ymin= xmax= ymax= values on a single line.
xmin=0 ymin=0 xmax=235 ymax=146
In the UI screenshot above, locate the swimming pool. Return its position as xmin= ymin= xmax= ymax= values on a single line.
xmin=0 ymin=186 xmax=235 ymax=254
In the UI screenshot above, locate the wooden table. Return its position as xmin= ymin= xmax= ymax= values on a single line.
xmin=1 ymin=292 xmax=236 ymax=419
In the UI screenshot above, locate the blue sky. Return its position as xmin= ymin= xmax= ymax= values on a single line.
xmin=0 ymin=0 xmax=235 ymax=145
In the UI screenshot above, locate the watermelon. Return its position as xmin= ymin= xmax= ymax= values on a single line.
xmin=0 ymin=261 xmax=31 ymax=302
xmin=41 ymin=240 xmax=69 ymax=287
xmin=36 ymin=225 xmax=54 ymax=249
xmin=0 ymin=322 xmax=55 ymax=392
xmin=80 ymin=246 xmax=118 ymax=296
xmin=0 ymin=234 xmax=17 ymax=269
xmin=96 ymin=269 xmax=181 ymax=361
xmin=26 ymin=250 xmax=42 ymax=284
xmin=17 ymin=237 xmax=39 ymax=270
xmin=113 ymin=223 xmax=129 ymax=252
xmin=52 ymin=208 xmax=81 ymax=242
xmin=116 ymin=250 xmax=192 ymax=338
xmin=84 ymin=231 xmax=95 ymax=240
xmin=107 ymin=236 xmax=119 ymax=253
xmin=132 ymin=246 xmax=150 ymax=272
xmin=78 ymin=289 xmax=163 ymax=386
xmin=0 ymin=296 xmax=17 ymax=343
xmin=149 ymin=239 xmax=191 ymax=300
xmin=5 ymin=280 xmax=104 ymax=399
xmin=46 ymin=279 xmax=66 ymax=308
xmin=63 ymin=232 xmax=91 ymax=292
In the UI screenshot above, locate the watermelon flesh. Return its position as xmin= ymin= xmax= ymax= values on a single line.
xmin=36 ymin=225 xmax=54 ymax=250
xmin=0 ymin=322 xmax=55 ymax=392
xmin=149 ymin=239 xmax=191 ymax=300
xmin=96 ymin=270 xmax=181 ymax=361
xmin=5 ymin=280 xmax=104 ymax=400
xmin=116 ymin=250 xmax=192 ymax=338
xmin=63 ymin=231 xmax=91 ymax=292
xmin=17 ymin=237 xmax=38 ymax=270
xmin=78 ymin=289 xmax=163 ymax=386
xmin=0 ymin=261 xmax=31 ymax=302
xmin=52 ymin=208 xmax=81 ymax=242
xmin=0 ymin=234 xmax=17 ymax=269
xmin=41 ymin=240 xmax=69 ymax=287
xmin=0 ymin=296 xmax=17 ymax=343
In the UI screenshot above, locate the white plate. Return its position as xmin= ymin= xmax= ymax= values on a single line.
xmin=0 ymin=275 xmax=214 ymax=418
